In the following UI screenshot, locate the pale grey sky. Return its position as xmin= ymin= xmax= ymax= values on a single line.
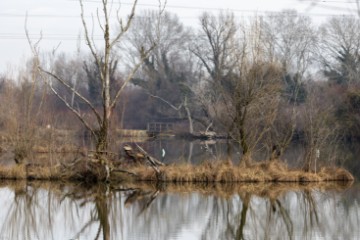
xmin=0 ymin=0 xmax=358 ymax=75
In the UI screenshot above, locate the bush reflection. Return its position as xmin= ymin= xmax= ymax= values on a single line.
xmin=0 ymin=181 xmax=357 ymax=240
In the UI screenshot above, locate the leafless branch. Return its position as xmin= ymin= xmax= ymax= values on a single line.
xmin=39 ymin=67 xmax=102 ymax=125
xmin=24 ymin=13 xmax=42 ymax=66
xmin=110 ymin=45 xmax=155 ymax=110
xmin=110 ymin=0 xmax=138 ymax=48
xmin=148 ymin=94 xmax=183 ymax=111
xmin=158 ymin=0 xmax=167 ymax=15
xmin=40 ymin=72 xmax=95 ymax=135
xmin=79 ymin=0 xmax=102 ymax=78
xmin=97 ymin=8 xmax=105 ymax=34
xmin=26 ymin=6 xmax=101 ymax=136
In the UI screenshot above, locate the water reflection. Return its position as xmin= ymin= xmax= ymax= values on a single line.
xmin=0 ymin=181 xmax=358 ymax=240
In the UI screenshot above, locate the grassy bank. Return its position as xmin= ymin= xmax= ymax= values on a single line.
xmin=127 ymin=160 xmax=354 ymax=183
xmin=0 ymin=159 xmax=354 ymax=183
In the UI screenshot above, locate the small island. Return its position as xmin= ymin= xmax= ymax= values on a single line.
xmin=0 ymin=142 xmax=354 ymax=183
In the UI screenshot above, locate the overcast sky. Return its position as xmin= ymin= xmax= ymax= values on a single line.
xmin=0 ymin=0 xmax=358 ymax=75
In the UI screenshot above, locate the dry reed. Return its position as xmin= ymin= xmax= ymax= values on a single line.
xmin=127 ymin=159 xmax=354 ymax=183
xmin=0 ymin=164 xmax=60 ymax=180
xmin=116 ymin=129 xmax=149 ymax=138
xmin=0 ymin=159 xmax=354 ymax=183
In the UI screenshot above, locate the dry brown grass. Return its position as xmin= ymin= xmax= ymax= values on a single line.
xmin=0 ymin=159 xmax=100 ymax=181
xmin=32 ymin=144 xmax=85 ymax=154
xmin=0 ymin=164 xmax=61 ymax=180
xmin=0 ymin=159 xmax=354 ymax=183
xmin=128 ymin=159 xmax=354 ymax=183
xmin=116 ymin=129 xmax=149 ymax=138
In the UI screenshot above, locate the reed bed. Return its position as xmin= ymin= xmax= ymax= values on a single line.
xmin=0 ymin=164 xmax=60 ymax=180
xmin=129 ymin=160 xmax=354 ymax=183
xmin=0 ymin=159 xmax=354 ymax=183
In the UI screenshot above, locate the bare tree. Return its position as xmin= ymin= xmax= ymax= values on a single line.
xmin=230 ymin=35 xmax=282 ymax=164
xmin=301 ymin=81 xmax=340 ymax=172
xmin=192 ymin=11 xmax=240 ymax=83
xmin=261 ymin=10 xmax=318 ymax=159
xmin=26 ymin=0 xmax=166 ymax=178
xmin=191 ymin=11 xmax=241 ymax=134
xmin=52 ymin=52 xmax=88 ymax=108
xmin=192 ymin=14 xmax=283 ymax=164
xmin=124 ymin=11 xmax=196 ymax=133
xmin=262 ymin=10 xmax=318 ymax=78
xmin=319 ymin=16 xmax=360 ymax=85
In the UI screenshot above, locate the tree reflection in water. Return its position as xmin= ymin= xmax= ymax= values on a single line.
xmin=0 ymin=181 xmax=357 ymax=240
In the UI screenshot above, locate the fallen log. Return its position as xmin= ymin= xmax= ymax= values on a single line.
xmin=134 ymin=144 xmax=165 ymax=175
xmin=123 ymin=144 xmax=145 ymax=164
xmin=122 ymin=144 xmax=166 ymax=180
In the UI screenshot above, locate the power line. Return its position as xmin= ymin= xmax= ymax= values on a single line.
xmin=73 ymin=0 xmax=360 ymax=6
xmin=0 ymin=34 xmax=103 ymax=41
xmin=0 ymin=0 xmax=356 ymax=18
xmin=307 ymin=2 xmax=358 ymax=11
xmin=0 ymin=13 xmax=80 ymax=18
xmin=0 ymin=11 xmax=357 ymax=19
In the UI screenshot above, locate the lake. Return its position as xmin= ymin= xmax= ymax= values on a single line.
xmin=0 ymin=181 xmax=358 ymax=240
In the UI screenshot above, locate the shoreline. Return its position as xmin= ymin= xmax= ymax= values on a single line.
xmin=0 ymin=160 xmax=354 ymax=183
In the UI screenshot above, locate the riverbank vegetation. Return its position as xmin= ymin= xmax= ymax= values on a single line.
xmin=0 ymin=158 xmax=354 ymax=183
xmin=129 ymin=160 xmax=354 ymax=183
xmin=0 ymin=1 xmax=359 ymax=182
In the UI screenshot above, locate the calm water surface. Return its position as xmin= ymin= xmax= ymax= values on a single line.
xmin=0 ymin=181 xmax=358 ymax=240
